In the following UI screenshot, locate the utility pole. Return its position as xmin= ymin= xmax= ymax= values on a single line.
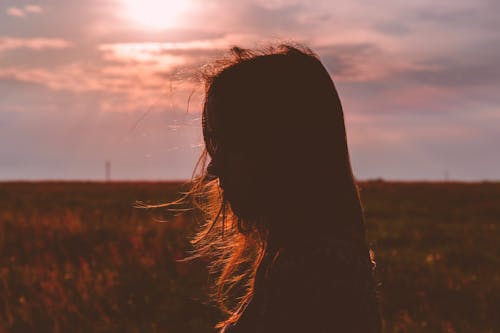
xmin=444 ymin=169 xmax=450 ymax=182
xmin=105 ymin=160 xmax=111 ymax=182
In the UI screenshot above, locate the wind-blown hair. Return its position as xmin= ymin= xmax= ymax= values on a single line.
xmin=180 ymin=44 xmax=367 ymax=329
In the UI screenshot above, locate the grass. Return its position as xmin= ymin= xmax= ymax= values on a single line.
xmin=360 ymin=181 xmax=500 ymax=333
xmin=0 ymin=181 xmax=499 ymax=333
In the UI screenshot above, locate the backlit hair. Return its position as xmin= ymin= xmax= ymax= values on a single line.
xmin=181 ymin=44 xmax=366 ymax=329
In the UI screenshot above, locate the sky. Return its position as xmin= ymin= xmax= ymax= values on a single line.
xmin=1 ymin=0 xmax=499 ymax=181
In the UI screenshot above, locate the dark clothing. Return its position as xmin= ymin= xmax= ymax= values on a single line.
xmin=221 ymin=235 xmax=382 ymax=333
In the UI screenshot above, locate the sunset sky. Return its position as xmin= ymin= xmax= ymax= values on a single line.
xmin=1 ymin=0 xmax=499 ymax=181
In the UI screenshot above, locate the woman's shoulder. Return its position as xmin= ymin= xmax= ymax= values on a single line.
xmin=248 ymin=236 xmax=381 ymax=332
xmin=269 ymin=236 xmax=379 ymax=307
xmin=222 ymin=236 xmax=381 ymax=333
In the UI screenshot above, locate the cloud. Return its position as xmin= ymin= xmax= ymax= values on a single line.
xmin=316 ymin=42 xmax=442 ymax=84
xmin=0 ymin=66 xmax=100 ymax=92
xmin=6 ymin=7 xmax=25 ymax=17
xmin=0 ymin=58 xmax=203 ymax=114
xmin=5 ymin=4 xmax=43 ymax=18
xmin=24 ymin=5 xmax=43 ymax=14
xmin=0 ymin=37 xmax=73 ymax=52
xmin=1 ymin=0 xmax=499 ymax=180
xmin=99 ymin=39 xmax=230 ymax=55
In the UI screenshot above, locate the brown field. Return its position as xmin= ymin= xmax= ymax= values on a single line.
xmin=0 ymin=181 xmax=499 ymax=333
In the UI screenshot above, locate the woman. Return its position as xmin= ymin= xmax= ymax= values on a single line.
xmin=186 ymin=44 xmax=381 ymax=333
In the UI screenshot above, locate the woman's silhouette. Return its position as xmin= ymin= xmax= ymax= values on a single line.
xmin=187 ymin=44 xmax=381 ymax=333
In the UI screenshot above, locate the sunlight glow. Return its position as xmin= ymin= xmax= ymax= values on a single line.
xmin=120 ymin=0 xmax=191 ymax=29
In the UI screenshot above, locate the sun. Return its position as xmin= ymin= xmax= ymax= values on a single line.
xmin=120 ymin=0 xmax=191 ymax=29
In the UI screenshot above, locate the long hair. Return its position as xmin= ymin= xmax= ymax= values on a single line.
xmin=179 ymin=44 xmax=367 ymax=329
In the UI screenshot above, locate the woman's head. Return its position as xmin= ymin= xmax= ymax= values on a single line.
xmin=201 ymin=45 xmax=360 ymax=237
xmin=187 ymin=44 xmax=366 ymax=328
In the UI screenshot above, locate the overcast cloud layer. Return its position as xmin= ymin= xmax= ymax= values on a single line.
xmin=1 ymin=0 xmax=499 ymax=180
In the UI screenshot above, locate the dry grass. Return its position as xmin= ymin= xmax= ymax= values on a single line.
xmin=0 ymin=181 xmax=499 ymax=333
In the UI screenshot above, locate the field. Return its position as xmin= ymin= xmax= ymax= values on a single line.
xmin=0 ymin=181 xmax=499 ymax=333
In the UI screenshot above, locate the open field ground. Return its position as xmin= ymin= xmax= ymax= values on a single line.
xmin=0 ymin=181 xmax=499 ymax=333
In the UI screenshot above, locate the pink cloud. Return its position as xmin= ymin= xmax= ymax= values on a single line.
xmin=24 ymin=5 xmax=43 ymax=14
xmin=5 ymin=4 xmax=43 ymax=18
xmin=6 ymin=7 xmax=25 ymax=17
xmin=99 ymin=43 xmax=188 ymax=66
xmin=0 ymin=37 xmax=73 ymax=52
xmin=0 ymin=59 xmax=203 ymax=113
xmin=97 ymin=37 xmax=245 ymax=61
